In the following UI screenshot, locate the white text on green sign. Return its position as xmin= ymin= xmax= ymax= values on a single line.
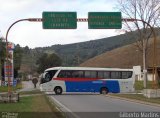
xmin=42 ymin=12 xmax=77 ymax=29
xmin=88 ymin=12 xmax=122 ymax=29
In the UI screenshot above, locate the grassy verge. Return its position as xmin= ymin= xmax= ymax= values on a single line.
xmin=0 ymin=82 xmax=22 ymax=92
xmin=134 ymin=80 xmax=153 ymax=90
xmin=0 ymin=91 xmax=64 ymax=118
xmin=108 ymin=81 xmax=160 ymax=105
xmin=110 ymin=94 xmax=160 ymax=105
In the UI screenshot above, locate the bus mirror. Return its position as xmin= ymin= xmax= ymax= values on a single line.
xmin=42 ymin=73 xmax=46 ymax=78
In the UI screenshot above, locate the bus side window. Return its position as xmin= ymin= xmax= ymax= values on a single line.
xmin=58 ymin=70 xmax=72 ymax=78
xmin=122 ymin=71 xmax=133 ymax=79
xmin=127 ymin=71 xmax=133 ymax=78
xmin=58 ymin=70 xmax=66 ymax=78
xmin=66 ymin=71 xmax=72 ymax=78
xmin=84 ymin=71 xmax=97 ymax=78
xmin=72 ymin=70 xmax=84 ymax=78
xmin=122 ymin=72 xmax=129 ymax=79
xmin=111 ymin=71 xmax=121 ymax=79
xmin=104 ymin=71 xmax=110 ymax=79
xmin=98 ymin=71 xmax=110 ymax=79
xmin=50 ymin=70 xmax=58 ymax=78
xmin=128 ymin=71 xmax=133 ymax=78
xmin=98 ymin=71 xmax=104 ymax=79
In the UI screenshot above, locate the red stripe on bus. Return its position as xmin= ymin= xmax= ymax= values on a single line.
xmin=53 ymin=78 xmax=99 ymax=82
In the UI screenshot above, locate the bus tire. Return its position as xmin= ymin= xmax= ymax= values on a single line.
xmin=100 ymin=87 xmax=108 ymax=95
xmin=54 ymin=87 xmax=62 ymax=95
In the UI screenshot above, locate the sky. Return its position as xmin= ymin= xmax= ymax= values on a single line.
xmin=0 ymin=0 xmax=121 ymax=49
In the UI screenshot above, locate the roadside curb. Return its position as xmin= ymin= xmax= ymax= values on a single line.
xmin=105 ymin=94 xmax=160 ymax=108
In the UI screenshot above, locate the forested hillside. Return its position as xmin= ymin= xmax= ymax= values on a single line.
xmin=18 ymin=28 xmax=160 ymax=74
xmin=33 ymin=32 xmax=137 ymax=66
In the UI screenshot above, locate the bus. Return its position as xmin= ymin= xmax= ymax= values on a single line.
xmin=40 ymin=67 xmax=135 ymax=94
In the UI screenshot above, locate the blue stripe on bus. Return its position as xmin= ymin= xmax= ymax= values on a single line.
xmin=65 ymin=80 xmax=120 ymax=93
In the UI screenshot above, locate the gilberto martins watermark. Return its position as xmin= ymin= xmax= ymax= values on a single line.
xmin=119 ymin=112 xmax=160 ymax=118
xmin=1 ymin=112 xmax=18 ymax=118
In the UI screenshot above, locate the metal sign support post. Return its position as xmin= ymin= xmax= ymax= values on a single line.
xmin=5 ymin=18 xmax=42 ymax=102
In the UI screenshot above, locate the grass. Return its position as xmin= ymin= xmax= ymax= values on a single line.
xmin=0 ymin=82 xmax=22 ymax=92
xmin=134 ymin=80 xmax=153 ymax=90
xmin=0 ymin=92 xmax=64 ymax=118
xmin=0 ymin=96 xmax=33 ymax=112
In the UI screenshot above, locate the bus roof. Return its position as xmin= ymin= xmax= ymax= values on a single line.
xmin=45 ymin=67 xmax=133 ymax=72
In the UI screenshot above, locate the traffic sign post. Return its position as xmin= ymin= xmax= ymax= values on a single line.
xmin=42 ymin=12 xmax=77 ymax=29
xmin=88 ymin=12 xmax=122 ymax=29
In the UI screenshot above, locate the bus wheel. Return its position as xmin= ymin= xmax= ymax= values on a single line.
xmin=54 ymin=87 xmax=62 ymax=95
xmin=100 ymin=87 xmax=108 ymax=95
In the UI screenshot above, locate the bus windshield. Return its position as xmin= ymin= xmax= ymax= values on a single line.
xmin=40 ymin=70 xmax=58 ymax=84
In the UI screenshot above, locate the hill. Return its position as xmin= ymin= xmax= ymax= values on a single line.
xmin=33 ymin=32 xmax=137 ymax=66
xmin=19 ymin=32 xmax=136 ymax=74
xmin=80 ymin=37 xmax=160 ymax=68
xmin=19 ymin=29 xmax=160 ymax=74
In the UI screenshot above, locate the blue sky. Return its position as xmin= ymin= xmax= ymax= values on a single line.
xmin=0 ymin=0 xmax=121 ymax=48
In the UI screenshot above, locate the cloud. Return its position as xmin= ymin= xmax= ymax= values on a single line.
xmin=0 ymin=0 xmax=119 ymax=48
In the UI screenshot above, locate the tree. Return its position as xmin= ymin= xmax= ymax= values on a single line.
xmin=36 ymin=53 xmax=62 ymax=73
xmin=23 ymin=46 xmax=30 ymax=54
xmin=117 ymin=0 xmax=160 ymax=88
xmin=14 ymin=44 xmax=23 ymax=70
xmin=0 ymin=37 xmax=6 ymax=80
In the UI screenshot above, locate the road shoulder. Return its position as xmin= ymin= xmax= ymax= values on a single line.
xmin=106 ymin=94 xmax=160 ymax=107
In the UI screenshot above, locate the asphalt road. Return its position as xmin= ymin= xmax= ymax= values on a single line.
xmin=48 ymin=93 xmax=160 ymax=118
xmin=18 ymin=81 xmax=39 ymax=92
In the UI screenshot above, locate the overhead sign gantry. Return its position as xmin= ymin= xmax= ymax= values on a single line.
xmin=42 ymin=12 xmax=122 ymax=29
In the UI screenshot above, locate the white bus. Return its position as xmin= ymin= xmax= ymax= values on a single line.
xmin=40 ymin=67 xmax=135 ymax=94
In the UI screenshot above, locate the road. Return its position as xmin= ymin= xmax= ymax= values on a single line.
xmin=18 ymin=81 xmax=39 ymax=92
xmin=48 ymin=93 xmax=160 ymax=118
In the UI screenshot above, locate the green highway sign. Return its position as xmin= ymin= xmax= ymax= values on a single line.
xmin=88 ymin=12 xmax=122 ymax=29
xmin=42 ymin=12 xmax=77 ymax=29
